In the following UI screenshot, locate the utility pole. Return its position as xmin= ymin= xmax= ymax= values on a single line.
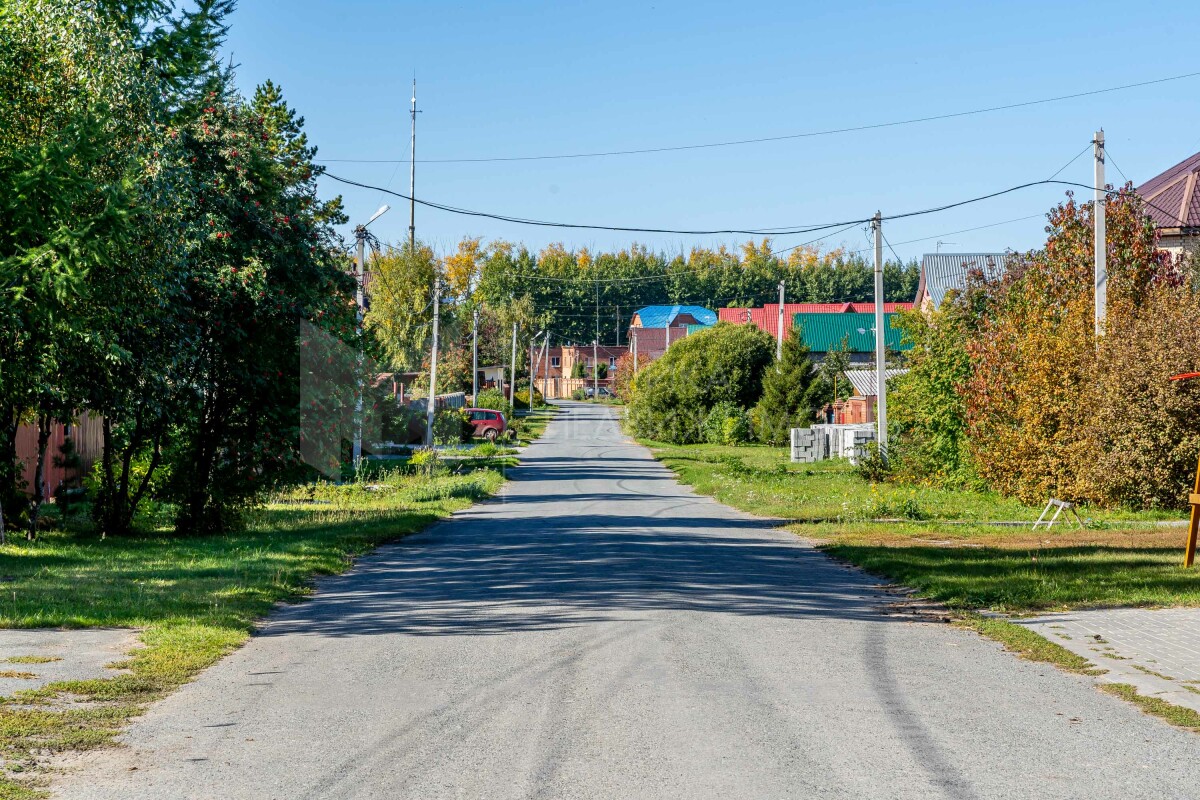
xmin=872 ymin=211 xmax=888 ymax=462
xmin=509 ymin=321 xmax=518 ymax=404
xmin=471 ymin=307 xmax=479 ymax=400
xmin=615 ymin=305 xmax=621 ymax=346
xmin=633 ymin=330 xmax=638 ymax=372
xmin=425 ymin=279 xmax=440 ymax=446
xmin=529 ymin=336 xmax=536 ymax=413
xmin=1094 ymin=129 xmax=1107 ymax=337
xmin=408 ymin=79 xmax=420 ymax=250
xmin=542 ymin=332 xmax=550 ymax=400
xmin=352 ymin=226 xmax=367 ymax=465
xmin=776 ymin=280 xmax=786 ymax=361
xmin=594 ymin=282 xmax=600 ymax=399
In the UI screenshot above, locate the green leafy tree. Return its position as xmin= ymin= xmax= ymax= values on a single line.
xmin=963 ymin=188 xmax=1199 ymax=508
xmin=364 ymin=243 xmax=438 ymax=371
xmin=889 ymin=300 xmax=978 ymax=488
xmin=0 ymin=2 xmax=160 ymax=535
xmin=95 ymin=0 xmax=235 ymax=119
xmin=818 ymin=334 xmax=853 ymax=404
xmin=628 ymin=322 xmax=773 ymax=444
xmin=166 ymin=86 xmax=354 ymax=534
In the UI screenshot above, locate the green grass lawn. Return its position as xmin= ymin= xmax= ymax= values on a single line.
xmin=0 ymin=464 xmax=506 ymax=797
xmin=513 ymin=405 xmax=558 ymax=445
xmin=645 ymin=441 xmax=1185 ymax=524
xmin=821 ymin=541 xmax=1200 ymax=612
xmin=641 ymin=440 xmax=1199 ymax=612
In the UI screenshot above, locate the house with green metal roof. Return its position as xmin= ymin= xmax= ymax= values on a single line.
xmin=792 ymin=312 xmax=910 ymax=362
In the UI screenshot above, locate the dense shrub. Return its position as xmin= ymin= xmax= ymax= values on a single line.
xmin=889 ymin=299 xmax=980 ymax=488
xmin=1076 ymin=283 xmax=1200 ymax=508
xmin=571 ymin=361 xmax=607 ymax=379
xmin=703 ymin=402 xmax=753 ymax=445
xmin=474 ymin=389 xmax=512 ymax=418
xmin=962 ymin=189 xmax=1200 ymax=509
xmin=627 ymin=322 xmax=773 ymax=444
xmin=513 ymin=385 xmax=546 ymax=408
xmin=610 ymin=352 xmax=642 ymax=401
xmin=433 ymin=409 xmax=470 ymax=445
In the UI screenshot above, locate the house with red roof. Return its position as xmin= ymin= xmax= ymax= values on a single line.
xmin=718 ymin=302 xmax=913 ymax=340
xmin=1136 ymin=151 xmax=1200 ymax=265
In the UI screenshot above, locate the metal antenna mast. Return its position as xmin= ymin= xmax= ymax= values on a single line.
xmin=409 ymin=78 xmax=421 ymax=249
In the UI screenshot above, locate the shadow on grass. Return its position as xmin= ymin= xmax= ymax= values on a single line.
xmin=822 ymin=543 xmax=1200 ymax=611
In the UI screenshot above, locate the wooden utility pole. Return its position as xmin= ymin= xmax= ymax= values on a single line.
xmin=1186 ymin=455 xmax=1200 ymax=568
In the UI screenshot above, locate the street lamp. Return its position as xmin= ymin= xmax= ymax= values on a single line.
xmin=353 ymin=205 xmax=390 ymax=467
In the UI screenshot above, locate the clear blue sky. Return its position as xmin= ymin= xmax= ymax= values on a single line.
xmin=222 ymin=1 xmax=1200 ymax=262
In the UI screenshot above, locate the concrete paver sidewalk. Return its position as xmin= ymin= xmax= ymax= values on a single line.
xmin=1017 ymin=608 xmax=1200 ymax=713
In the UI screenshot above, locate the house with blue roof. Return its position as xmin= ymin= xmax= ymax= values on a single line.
xmin=628 ymin=305 xmax=717 ymax=361
xmin=629 ymin=305 xmax=717 ymax=329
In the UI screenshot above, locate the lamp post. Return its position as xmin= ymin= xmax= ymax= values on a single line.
xmin=352 ymin=204 xmax=390 ymax=467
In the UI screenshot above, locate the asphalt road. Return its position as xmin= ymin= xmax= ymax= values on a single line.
xmin=56 ymin=403 xmax=1200 ymax=799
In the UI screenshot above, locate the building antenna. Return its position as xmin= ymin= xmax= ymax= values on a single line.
xmin=409 ymin=77 xmax=421 ymax=249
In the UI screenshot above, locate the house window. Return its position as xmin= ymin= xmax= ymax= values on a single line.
xmin=551 ymin=356 xmax=560 ymax=368
xmin=608 ymin=356 xmax=617 ymax=367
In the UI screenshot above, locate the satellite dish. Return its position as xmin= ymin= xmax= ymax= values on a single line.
xmin=856 ymin=327 xmax=867 ymax=335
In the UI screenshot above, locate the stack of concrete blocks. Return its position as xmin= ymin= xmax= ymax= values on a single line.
xmin=790 ymin=427 xmax=823 ymax=463
xmin=840 ymin=426 xmax=877 ymax=466
xmin=791 ymin=424 xmax=876 ymax=465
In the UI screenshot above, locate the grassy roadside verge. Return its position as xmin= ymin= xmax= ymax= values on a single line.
xmin=641 ymin=440 xmax=1197 ymax=611
xmin=513 ymin=405 xmax=559 ymax=445
xmin=642 ymin=438 xmax=1200 ymax=730
xmin=0 ymin=448 xmax=539 ymax=797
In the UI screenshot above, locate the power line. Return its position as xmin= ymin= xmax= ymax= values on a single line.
xmin=325 ymin=171 xmax=1110 ymax=247
xmin=880 ymin=229 xmax=904 ymax=265
xmin=1047 ymin=142 xmax=1094 ymax=180
xmin=1104 ymin=146 xmax=1131 ymax=185
xmin=323 ymin=70 xmax=1200 ymax=164
xmin=324 ymin=172 xmax=842 ymax=237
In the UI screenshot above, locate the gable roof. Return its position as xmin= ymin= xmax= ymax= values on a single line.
xmin=1136 ymin=151 xmax=1200 ymax=230
xmin=917 ymin=253 xmax=1015 ymax=308
xmin=792 ymin=313 xmax=910 ymax=353
xmin=630 ymin=305 xmax=717 ymax=328
xmin=843 ymin=369 xmax=908 ymax=397
xmin=717 ymin=303 xmax=914 ymax=337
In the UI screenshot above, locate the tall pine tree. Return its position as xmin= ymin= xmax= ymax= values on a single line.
xmin=753 ymin=325 xmax=822 ymax=445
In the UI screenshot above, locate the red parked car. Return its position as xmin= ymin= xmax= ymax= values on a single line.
xmin=465 ymin=408 xmax=507 ymax=442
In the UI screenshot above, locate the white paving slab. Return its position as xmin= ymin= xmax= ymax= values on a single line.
xmin=1017 ymin=607 xmax=1200 ymax=713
